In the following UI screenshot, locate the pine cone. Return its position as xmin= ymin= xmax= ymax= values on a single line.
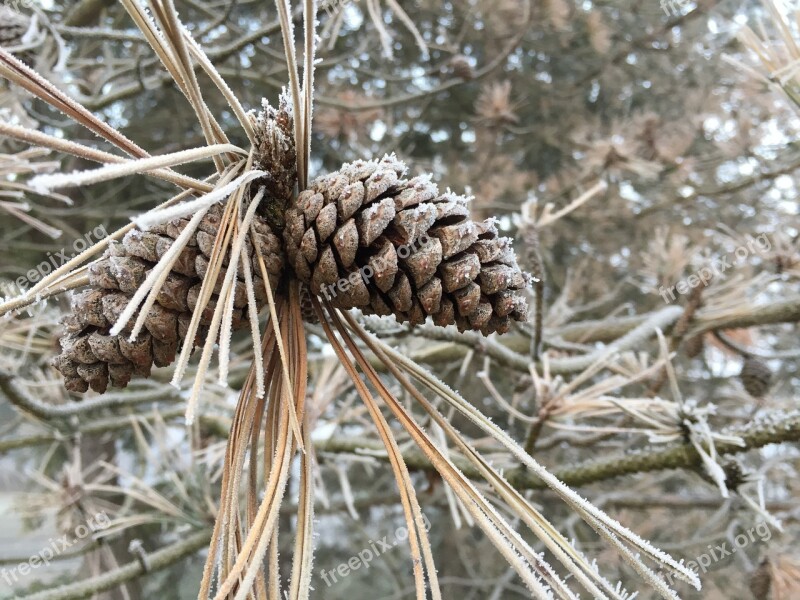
xmin=284 ymin=155 xmax=530 ymax=334
xmin=750 ymin=559 xmax=772 ymax=600
xmin=448 ymin=55 xmax=474 ymax=80
xmin=252 ymin=96 xmax=297 ymax=231
xmin=740 ymin=357 xmax=772 ymax=398
xmin=51 ymin=101 xmax=294 ymax=394
xmin=50 ymin=116 xmax=529 ymax=393
xmin=51 ymin=204 xmax=285 ymax=393
xmin=683 ymin=334 xmax=705 ymax=358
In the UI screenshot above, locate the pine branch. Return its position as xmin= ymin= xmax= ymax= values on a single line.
xmin=0 ymin=405 xmax=231 ymax=454
xmin=4 ymin=379 xmax=797 ymax=492
xmin=316 ymin=411 xmax=800 ymax=490
xmin=531 ymin=411 xmax=800 ymax=488
xmin=393 ymin=295 xmax=800 ymax=372
xmin=17 ymin=530 xmax=211 ymax=600
xmin=0 ymin=372 xmax=182 ymax=420
xmin=63 ymin=0 xmax=116 ymax=27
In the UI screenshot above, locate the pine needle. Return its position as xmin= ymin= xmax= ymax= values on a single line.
xmin=29 ymin=145 xmax=244 ymax=194
xmin=275 ymin=0 xmax=306 ymax=187
xmin=0 ymin=47 xmax=148 ymax=158
xmin=133 ymin=168 xmax=264 ymax=230
xmin=300 ymin=0 xmax=318 ymax=190
xmin=0 ymin=122 xmax=211 ymax=192
xmin=327 ymin=305 xmax=555 ymax=598
xmin=313 ymin=297 xmax=440 ymax=600
xmin=355 ymin=318 xmax=702 ymax=597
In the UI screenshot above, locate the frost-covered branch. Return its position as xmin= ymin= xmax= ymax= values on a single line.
xmin=390 ymin=295 xmax=800 ymax=372
xmin=316 ymin=411 xmax=800 ymax=490
xmin=17 ymin=530 xmax=211 ymax=600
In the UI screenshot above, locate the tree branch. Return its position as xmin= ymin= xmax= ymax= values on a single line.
xmin=17 ymin=530 xmax=211 ymax=600
xmin=316 ymin=410 xmax=800 ymax=490
xmin=0 ymin=372 xmax=182 ymax=420
xmin=0 ymin=407 xmax=231 ymax=454
xmin=392 ymin=296 xmax=800 ymax=372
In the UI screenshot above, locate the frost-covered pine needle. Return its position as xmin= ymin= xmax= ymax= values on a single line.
xmin=240 ymin=249 xmax=266 ymax=398
xmin=217 ymin=187 xmax=266 ymax=386
xmin=363 ymin=330 xmax=702 ymax=596
xmin=28 ymin=145 xmax=243 ymax=194
xmin=110 ymin=207 xmax=211 ymax=339
xmin=133 ymin=169 xmax=263 ymax=230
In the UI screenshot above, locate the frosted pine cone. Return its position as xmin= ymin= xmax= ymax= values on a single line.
xmin=284 ymin=155 xmax=530 ymax=334
xmin=51 ymin=204 xmax=285 ymax=393
xmin=51 ymin=100 xmax=295 ymax=394
xmin=51 ymin=114 xmax=529 ymax=393
xmin=251 ymin=96 xmax=297 ymax=231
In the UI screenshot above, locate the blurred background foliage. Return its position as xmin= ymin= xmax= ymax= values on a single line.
xmin=0 ymin=0 xmax=798 ymax=599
